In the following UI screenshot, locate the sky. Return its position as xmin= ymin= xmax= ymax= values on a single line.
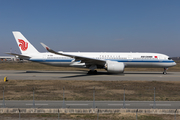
xmin=0 ymin=0 xmax=180 ymax=57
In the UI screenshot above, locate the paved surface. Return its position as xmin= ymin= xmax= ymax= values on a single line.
xmin=1 ymin=100 xmax=180 ymax=109
xmin=0 ymin=70 xmax=179 ymax=81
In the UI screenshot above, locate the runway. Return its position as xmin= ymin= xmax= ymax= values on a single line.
xmin=1 ymin=100 xmax=180 ymax=109
xmin=0 ymin=70 xmax=180 ymax=81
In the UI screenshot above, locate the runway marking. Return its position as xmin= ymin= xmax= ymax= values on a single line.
xmin=66 ymin=104 xmax=88 ymax=106
xmin=108 ymin=104 xmax=130 ymax=106
xmin=149 ymin=104 xmax=171 ymax=106
xmin=0 ymin=103 xmax=6 ymax=105
xmin=26 ymin=104 xmax=48 ymax=105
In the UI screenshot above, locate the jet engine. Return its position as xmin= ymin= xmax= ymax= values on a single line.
xmin=105 ymin=61 xmax=124 ymax=73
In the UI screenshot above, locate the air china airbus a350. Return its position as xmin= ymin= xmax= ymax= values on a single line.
xmin=7 ymin=31 xmax=176 ymax=75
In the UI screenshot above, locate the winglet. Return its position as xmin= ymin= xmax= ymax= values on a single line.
xmin=40 ymin=43 xmax=50 ymax=51
xmin=40 ymin=42 xmax=58 ymax=54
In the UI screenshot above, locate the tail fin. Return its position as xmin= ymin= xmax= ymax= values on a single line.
xmin=12 ymin=31 xmax=39 ymax=55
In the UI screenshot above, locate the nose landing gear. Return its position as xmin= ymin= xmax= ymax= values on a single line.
xmin=163 ymin=68 xmax=168 ymax=75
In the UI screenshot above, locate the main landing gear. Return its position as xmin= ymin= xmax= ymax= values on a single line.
xmin=163 ymin=68 xmax=168 ymax=75
xmin=87 ymin=65 xmax=97 ymax=75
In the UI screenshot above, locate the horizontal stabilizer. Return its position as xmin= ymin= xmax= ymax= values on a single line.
xmin=5 ymin=52 xmax=30 ymax=60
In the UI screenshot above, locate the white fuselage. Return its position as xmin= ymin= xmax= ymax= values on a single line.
xmin=28 ymin=52 xmax=176 ymax=68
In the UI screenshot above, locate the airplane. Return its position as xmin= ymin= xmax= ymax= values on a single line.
xmin=6 ymin=31 xmax=176 ymax=75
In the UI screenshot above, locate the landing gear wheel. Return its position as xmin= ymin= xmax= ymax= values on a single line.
xmin=87 ymin=70 xmax=97 ymax=75
xmin=163 ymin=68 xmax=168 ymax=75
xmin=163 ymin=72 xmax=167 ymax=75
xmin=94 ymin=70 xmax=97 ymax=74
xmin=87 ymin=70 xmax=92 ymax=74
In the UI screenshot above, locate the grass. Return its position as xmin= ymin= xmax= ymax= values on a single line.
xmin=0 ymin=113 xmax=178 ymax=120
xmin=1 ymin=80 xmax=180 ymax=101
xmin=0 ymin=61 xmax=87 ymax=71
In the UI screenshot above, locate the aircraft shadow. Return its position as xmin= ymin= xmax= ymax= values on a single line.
xmin=25 ymin=71 xmax=169 ymax=75
xmin=61 ymin=72 xmax=173 ymax=78
xmin=25 ymin=70 xmax=87 ymax=74
xmin=124 ymin=72 xmax=173 ymax=75
xmin=60 ymin=72 xmax=124 ymax=78
xmin=24 ymin=70 xmax=124 ymax=78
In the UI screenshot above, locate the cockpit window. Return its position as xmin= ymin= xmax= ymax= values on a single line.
xmin=168 ymin=58 xmax=172 ymax=60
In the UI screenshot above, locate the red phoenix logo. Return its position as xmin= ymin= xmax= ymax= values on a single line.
xmin=18 ymin=39 xmax=28 ymax=51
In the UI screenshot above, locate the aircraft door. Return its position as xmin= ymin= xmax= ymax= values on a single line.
xmin=128 ymin=55 xmax=133 ymax=61
xmin=43 ymin=54 xmax=47 ymax=61
xmin=158 ymin=55 xmax=163 ymax=62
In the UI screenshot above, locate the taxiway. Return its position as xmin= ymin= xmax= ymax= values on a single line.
xmin=1 ymin=100 xmax=180 ymax=109
xmin=0 ymin=70 xmax=179 ymax=81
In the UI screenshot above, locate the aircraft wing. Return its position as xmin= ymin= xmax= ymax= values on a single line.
xmin=40 ymin=43 xmax=106 ymax=66
xmin=5 ymin=52 xmax=30 ymax=60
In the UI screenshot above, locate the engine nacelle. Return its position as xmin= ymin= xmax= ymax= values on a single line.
xmin=105 ymin=61 xmax=124 ymax=73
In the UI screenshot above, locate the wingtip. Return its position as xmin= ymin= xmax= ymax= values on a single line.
xmin=12 ymin=31 xmax=20 ymax=33
xmin=40 ymin=42 xmax=50 ymax=51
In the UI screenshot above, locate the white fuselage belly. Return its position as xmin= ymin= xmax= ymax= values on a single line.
xmin=29 ymin=52 xmax=176 ymax=68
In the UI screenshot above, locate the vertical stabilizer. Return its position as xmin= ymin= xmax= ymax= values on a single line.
xmin=12 ymin=31 xmax=39 ymax=55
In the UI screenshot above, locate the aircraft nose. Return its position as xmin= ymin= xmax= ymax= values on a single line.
xmin=173 ymin=62 xmax=176 ymax=66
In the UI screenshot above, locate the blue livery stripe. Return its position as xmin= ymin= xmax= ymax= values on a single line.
xmin=30 ymin=59 xmax=73 ymax=62
xmin=116 ymin=60 xmax=174 ymax=63
xmin=30 ymin=59 xmax=174 ymax=63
